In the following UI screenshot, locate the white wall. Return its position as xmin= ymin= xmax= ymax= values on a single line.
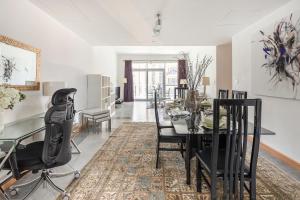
xmin=116 ymin=46 xmax=216 ymax=99
xmin=188 ymin=47 xmax=217 ymax=98
xmin=0 ymin=0 xmax=93 ymax=123
xmin=232 ymin=0 xmax=300 ymax=162
xmin=92 ymin=47 xmax=117 ymax=86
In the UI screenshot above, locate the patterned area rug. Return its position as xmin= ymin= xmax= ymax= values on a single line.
xmin=63 ymin=122 xmax=300 ymax=200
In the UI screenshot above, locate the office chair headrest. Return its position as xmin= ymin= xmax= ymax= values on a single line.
xmin=51 ymin=88 xmax=77 ymax=106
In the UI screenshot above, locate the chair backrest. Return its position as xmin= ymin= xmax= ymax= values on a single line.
xmin=43 ymin=88 xmax=77 ymax=167
xmin=166 ymin=87 xmax=171 ymax=98
xmin=211 ymin=99 xmax=262 ymax=199
xmin=218 ymin=89 xmax=229 ymax=99
xmin=174 ymin=87 xmax=187 ymax=99
xmin=154 ymin=90 xmax=160 ymax=130
xmin=232 ymin=90 xmax=248 ymax=99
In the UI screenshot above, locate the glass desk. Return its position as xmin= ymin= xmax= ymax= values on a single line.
xmin=0 ymin=116 xmax=45 ymax=175
xmin=0 ymin=117 xmax=45 ymax=142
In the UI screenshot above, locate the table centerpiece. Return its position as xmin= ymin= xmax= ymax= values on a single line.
xmin=180 ymin=54 xmax=213 ymax=130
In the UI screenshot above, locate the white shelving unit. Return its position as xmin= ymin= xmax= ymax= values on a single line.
xmin=87 ymin=74 xmax=115 ymax=116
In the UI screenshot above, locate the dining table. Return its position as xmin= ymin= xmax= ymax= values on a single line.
xmin=167 ymin=109 xmax=276 ymax=185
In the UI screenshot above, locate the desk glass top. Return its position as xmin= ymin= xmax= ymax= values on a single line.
xmin=0 ymin=116 xmax=45 ymax=141
xmin=171 ymin=118 xmax=275 ymax=136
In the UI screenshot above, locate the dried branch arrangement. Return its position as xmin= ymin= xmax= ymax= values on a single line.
xmin=182 ymin=53 xmax=213 ymax=90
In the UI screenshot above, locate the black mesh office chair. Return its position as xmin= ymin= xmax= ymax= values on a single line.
xmin=6 ymin=88 xmax=79 ymax=200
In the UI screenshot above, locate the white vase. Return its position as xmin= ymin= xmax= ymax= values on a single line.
xmin=0 ymin=112 xmax=4 ymax=133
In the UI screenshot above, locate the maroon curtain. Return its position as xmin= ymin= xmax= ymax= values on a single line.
xmin=124 ymin=60 xmax=134 ymax=102
xmin=178 ymin=59 xmax=187 ymax=86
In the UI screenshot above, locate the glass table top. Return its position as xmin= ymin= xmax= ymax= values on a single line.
xmin=0 ymin=116 xmax=45 ymax=141
xmin=171 ymin=118 xmax=275 ymax=136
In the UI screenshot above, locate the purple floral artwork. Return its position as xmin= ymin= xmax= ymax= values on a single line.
xmin=259 ymin=14 xmax=300 ymax=89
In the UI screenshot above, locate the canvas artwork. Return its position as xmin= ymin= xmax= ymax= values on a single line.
xmin=251 ymin=13 xmax=300 ymax=99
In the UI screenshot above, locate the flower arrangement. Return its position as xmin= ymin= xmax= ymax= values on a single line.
xmin=0 ymin=86 xmax=25 ymax=110
xmin=182 ymin=53 xmax=213 ymax=90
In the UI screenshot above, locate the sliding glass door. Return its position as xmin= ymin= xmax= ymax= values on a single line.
xmin=132 ymin=70 xmax=147 ymax=99
xmin=148 ymin=69 xmax=165 ymax=99
xmin=132 ymin=61 xmax=177 ymax=100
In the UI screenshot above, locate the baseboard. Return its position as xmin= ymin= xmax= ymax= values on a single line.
xmin=248 ymin=136 xmax=300 ymax=171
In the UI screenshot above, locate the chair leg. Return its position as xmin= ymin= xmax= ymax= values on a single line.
xmin=156 ymin=140 xmax=160 ymax=169
xmin=45 ymin=176 xmax=65 ymax=193
xmin=93 ymin=119 xmax=97 ymax=134
xmin=87 ymin=120 xmax=90 ymax=133
xmin=44 ymin=175 xmax=71 ymax=199
xmin=250 ymin=178 xmax=256 ymax=200
xmin=99 ymin=122 xmax=102 ymax=133
xmin=211 ymin=175 xmax=217 ymax=200
xmin=196 ymin=159 xmax=202 ymax=192
xmin=21 ymin=177 xmax=43 ymax=200
xmin=10 ymin=175 xmax=41 ymax=190
xmin=49 ymin=170 xmax=80 ymax=179
xmin=71 ymin=139 xmax=81 ymax=154
xmin=8 ymin=169 xmax=79 ymax=199
xmin=108 ymin=119 xmax=112 ymax=131
xmin=180 ymin=142 xmax=184 ymax=158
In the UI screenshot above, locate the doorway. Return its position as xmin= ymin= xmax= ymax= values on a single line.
xmin=132 ymin=61 xmax=177 ymax=101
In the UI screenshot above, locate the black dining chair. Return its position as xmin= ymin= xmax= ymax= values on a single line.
xmin=202 ymin=89 xmax=229 ymax=148
xmin=174 ymin=87 xmax=188 ymax=99
xmin=232 ymin=90 xmax=248 ymax=99
xmin=154 ymin=90 xmax=185 ymax=168
xmin=195 ymin=99 xmax=262 ymax=200
xmin=218 ymin=89 xmax=229 ymax=99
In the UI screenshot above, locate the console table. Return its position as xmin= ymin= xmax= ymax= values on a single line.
xmin=82 ymin=108 xmax=111 ymax=133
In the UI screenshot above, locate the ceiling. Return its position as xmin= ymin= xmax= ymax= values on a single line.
xmin=29 ymin=0 xmax=291 ymax=46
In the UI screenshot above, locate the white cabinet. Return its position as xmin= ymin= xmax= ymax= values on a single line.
xmin=87 ymin=74 xmax=115 ymax=116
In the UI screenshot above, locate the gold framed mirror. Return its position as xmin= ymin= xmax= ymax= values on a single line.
xmin=0 ymin=35 xmax=41 ymax=91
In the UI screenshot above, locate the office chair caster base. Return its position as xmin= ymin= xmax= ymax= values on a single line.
xmin=9 ymin=188 xmax=18 ymax=196
xmin=62 ymin=192 xmax=70 ymax=200
xmin=74 ymin=171 xmax=80 ymax=179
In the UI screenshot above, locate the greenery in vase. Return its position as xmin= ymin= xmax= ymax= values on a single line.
xmin=181 ymin=53 xmax=213 ymax=90
xmin=0 ymin=86 xmax=25 ymax=110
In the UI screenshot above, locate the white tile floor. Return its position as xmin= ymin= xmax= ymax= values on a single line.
xmin=1 ymin=101 xmax=299 ymax=200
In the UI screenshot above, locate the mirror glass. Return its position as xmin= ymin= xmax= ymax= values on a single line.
xmin=0 ymin=36 xmax=40 ymax=90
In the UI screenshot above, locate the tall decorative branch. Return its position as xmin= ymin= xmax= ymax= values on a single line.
xmin=181 ymin=53 xmax=213 ymax=90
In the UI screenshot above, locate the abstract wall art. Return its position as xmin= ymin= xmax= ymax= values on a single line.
xmin=251 ymin=13 xmax=300 ymax=99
